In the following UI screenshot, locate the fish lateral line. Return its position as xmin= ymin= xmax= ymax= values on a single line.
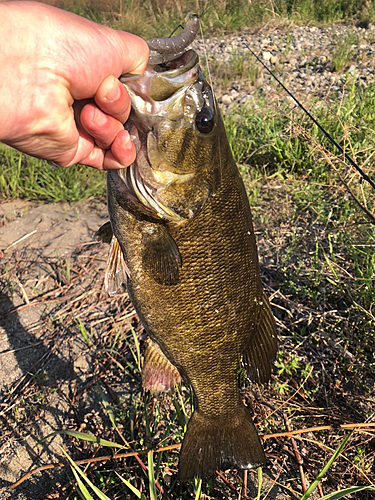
xmin=245 ymin=42 xmax=375 ymax=191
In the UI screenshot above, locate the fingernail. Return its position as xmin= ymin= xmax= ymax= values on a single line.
xmin=123 ymin=132 xmax=133 ymax=150
xmin=92 ymin=106 xmax=103 ymax=124
xmin=105 ymin=79 xmax=121 ymax=102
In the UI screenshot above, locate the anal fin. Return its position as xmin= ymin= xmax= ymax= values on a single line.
xmin=142 ymin=338 xmax=181 ymax=393
xmin=243 ymin=293 xmax=278 ymax=384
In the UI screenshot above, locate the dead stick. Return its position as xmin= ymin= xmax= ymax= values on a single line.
xmin=241 ymin=469 xmax=248 ymax=498
xmin=9 ymin=443 xmax=182 ymax=490
xmin=9 ymin=423 xmax=375 ymax=491
xmin=318 ymin=481 xmax=324 ymax=498
xmin=262 ymin=422 xmax=375 ymax=440
xmin=283 ymin=413 xmax=308 ymax=493
xmin=215 ymin=470 xmax=237 ymax=491
xmin=264 ymin=366 xmax=313 ymax=422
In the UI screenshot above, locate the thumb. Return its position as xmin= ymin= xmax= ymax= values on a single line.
xmin=67 ymin=24 xmax=149 ymax=100
xmin=111 ymin=30 xmax=149 ymax=75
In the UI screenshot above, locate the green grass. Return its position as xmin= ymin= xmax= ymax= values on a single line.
xmin=2 ymin=2 xmax=375 ymax=495
xmin=224 ymin=78 xmax=375 ymax=182
xmin=332 ymin=31 xmax=359 ymax=72
xmin=0 ymin=145 xmax=106 ymax=202
xmin=55 ymin=0 xmax=375 ymax=40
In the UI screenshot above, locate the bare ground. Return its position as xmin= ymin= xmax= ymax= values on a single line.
xmin=0 ymin=193 xmax=374 ymax=499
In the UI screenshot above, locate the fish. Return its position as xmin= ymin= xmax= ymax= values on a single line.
xmin=97 ymin=44 xmax=277 ymax=480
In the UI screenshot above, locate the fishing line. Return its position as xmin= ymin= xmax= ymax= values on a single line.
xmin=244 ymin=42 xmax=375 ymax=191
xmin=198 ymin=18 xmax=223 ymax=191
xmin=199 ymin=21 xmax=216 ymax=106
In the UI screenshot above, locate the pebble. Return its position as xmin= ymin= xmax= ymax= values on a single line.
xmin=263 ymin=51 xmax=272 ymax=61
xmin=191 ymin=23 xmax=375 ymax=113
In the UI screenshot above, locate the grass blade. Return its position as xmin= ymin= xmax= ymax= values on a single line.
xmin=70 ymin=464 xmax=95 ymax=500
xmin=147 ymin=451 xmax=158 ymax=500
xmin=299 ymin=432 xmax=353 ymax=500
xmin=39 ymin=430 xmax=125 ymax=448
xmin=128 ymin=321 xmax=141 ymax=372
xmin=194 ymin=477 xmax=202 ymax=500
xmin=96 ymin=382 xmax=117 ymax=430
xmin=61 ymin=448 xmax=111 ymax=500
xmin=116 ymin=472 xmax=147 ymax=499
xmin=256 ymin=467 xmax=262 ymax=500
xmin=319 ymin=486 xmax=375 ymax=499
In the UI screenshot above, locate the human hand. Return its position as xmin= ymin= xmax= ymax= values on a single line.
xmin=0 ymin=1 xmax=149 ymax=170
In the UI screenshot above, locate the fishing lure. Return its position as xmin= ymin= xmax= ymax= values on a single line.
xmin=120 ymin=13 xmax=375 ymax=192
xmin=147 ymin=12 xmax=200 ymax=65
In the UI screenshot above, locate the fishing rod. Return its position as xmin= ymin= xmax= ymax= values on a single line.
xmin=244 ymin=42 xmax=375 ymax=191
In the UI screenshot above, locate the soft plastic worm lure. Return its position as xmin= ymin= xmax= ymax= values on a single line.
xmin=147 ymin=12 xmax=200 ymax=65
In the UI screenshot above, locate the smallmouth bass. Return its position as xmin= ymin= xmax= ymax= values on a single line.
xmin=98 ymin=48 xmax=277 ymax=480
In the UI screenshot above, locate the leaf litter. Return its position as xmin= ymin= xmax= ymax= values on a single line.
xmin=0 ymin=185 xmax=374 ymax=498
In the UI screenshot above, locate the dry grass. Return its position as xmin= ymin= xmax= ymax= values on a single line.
xmin=0 ymin=180 xmax=374 ymax=499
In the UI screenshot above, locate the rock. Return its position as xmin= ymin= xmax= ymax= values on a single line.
xmin=221 ymin=94 xmax=234 ymax=104
xmin=263 ymin=51 xmax=272 ymax=61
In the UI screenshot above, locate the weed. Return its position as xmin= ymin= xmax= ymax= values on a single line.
xmin=332 ymin=31 xmax=359 ymax=72
xmin=74 ymin=317 xmax=93 ymax=347
xmin=0 ymin=145 xmax=106 ymax=202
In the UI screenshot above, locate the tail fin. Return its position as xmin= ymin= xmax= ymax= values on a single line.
xmin=178 ymin=406 xmax=266 ymax=481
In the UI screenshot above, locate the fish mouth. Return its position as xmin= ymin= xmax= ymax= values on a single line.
xmin=117 ymin=50 xmax=201 ymax=222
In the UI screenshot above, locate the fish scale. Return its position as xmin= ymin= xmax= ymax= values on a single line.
xmin=101 ymin=47 xmax=277 ymax=480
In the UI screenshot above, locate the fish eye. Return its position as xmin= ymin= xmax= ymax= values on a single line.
xmin=195 ymin=108 xmax=214 ymax=134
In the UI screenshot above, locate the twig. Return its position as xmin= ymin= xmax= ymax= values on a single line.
xmin=283 ymin=413 xmax=308 ymax=493
xmin=352 ymin=300 xmax=375 ymax=322
xmin=0 ymin=341 xmax=44 ymax=356
xmin=215 ymin=470 xmax=237 ymax=491
xmin=264 ymin=365 xmax=313 ymax=421
xmin=10 ymin=423 xmax=375 ymax=491
xmin=241 ymin=469 xmax=248 ymax=498
xmin=318 ymin=481 xmax=324 ymax=498
xmin=301 ymin=437 xmax=375 ymax=487
xmin=44 ymin=241 xmax=99 ymax=249
xmin=262 ymin=422 xmax=375 ymax=440
xmin=15 ymin=276 xmax=29 ymax=304
xmin=3 ymin=230 xmax=37 ymax=253
xmin=0 ymin=296 xmax=70 ymax=320
xmin=9 ymin=443 xmax=182 ymax=490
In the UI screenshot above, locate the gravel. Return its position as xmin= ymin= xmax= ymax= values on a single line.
xmin=191 ymin=22 xmax=375 ymax=112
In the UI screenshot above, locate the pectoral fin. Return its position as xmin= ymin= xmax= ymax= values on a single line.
xmin=96 ymin=221 xmax=113 ymax=244
xmin=141 ymin=224 xmax=181 ymax=286
xmin=243 ymin=293 xmax=277 ymax=384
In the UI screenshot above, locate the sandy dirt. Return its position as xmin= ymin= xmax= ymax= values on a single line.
xmin=0 ymin=196 xmax=373 ymax=500
xmin=0 ymin=199 xmax=297 ymax=500
xmin=0 ymin=199 xmax=113 ymax=499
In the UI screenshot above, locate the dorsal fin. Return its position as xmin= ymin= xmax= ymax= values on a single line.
xmin=242 ymin=293 xmax=277 ymax=384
